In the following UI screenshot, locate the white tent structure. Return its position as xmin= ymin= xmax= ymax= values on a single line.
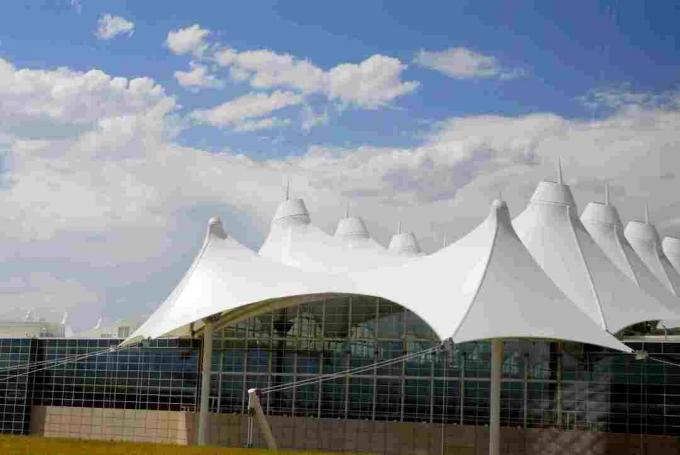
xmin=387 ymin=223 xmax=423 ymax=257
xmin=350 ymin=199 xmax=630 ymax=350
xmin=334 ymin=205 xmax=386 ymax=252
xmin=259 ymin=198 xmax=406 ymax=273
xmin=580 ymin=192 xmax=680 ymax=322
xmin=512 ymin=176 xmax=673 ymax=334
xmin=625 ymin=212 xmax=680 ymax=297
xmin=663 ymin=236 xmax=680 ymax=274
xmin=124 ymin=189 xmax=637 ymax=453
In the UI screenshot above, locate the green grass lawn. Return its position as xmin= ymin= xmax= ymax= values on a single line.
xmin=0 ymin=435 xmax=339 ymax=455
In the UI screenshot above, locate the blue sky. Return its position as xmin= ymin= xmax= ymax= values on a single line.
xmin=2 ymin=1 xmax=678 ymax=158
xmin=0 ymin=1 xmax=679 ymax=329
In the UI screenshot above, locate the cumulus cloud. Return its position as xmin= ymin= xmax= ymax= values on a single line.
xmin=0 ymin=58 xmax=175 ymax=128
xmin=190 ymin=91 xmax=302 ymax=129
xmin=215 ymin=47 xmax=418 ymax=108
xmin=2 ymin=57 xmax=680 ymax=331
xmin=166 ymin=24 xmax=210 ymax=57
xmin=95 ymin=14 xmax=134 ymax=40
xmin=415 ymin=47 xmax=525 ymax=80
xmin=174 ymin=62 xmax=223 ymax=89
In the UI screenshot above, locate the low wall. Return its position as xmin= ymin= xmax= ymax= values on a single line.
xmin=29 ymin=406 xmax=196 ymax=445
xmin=30 ymin=406 xmax=680 ymax=455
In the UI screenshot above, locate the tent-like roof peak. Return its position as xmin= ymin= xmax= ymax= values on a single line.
xmin=207 ymin=216 xmax=228 ymax=239
xmin=350 ymin=198 xmax=630 ymax=352
xmin=389 ymin=232 xmax=421 ymax=256
xmin=335 ymin=216 xmax=370 ymax=240
xmin=581 ymin=202 xmax=622 ymax=227
xmin=625 ymin=220 xmax=680 ymax=296
xmin=530 ymin=180 xmax=577 ymax=209
xmin=272 ymin=198 xmax=311 ymax=227
xmin=625 ymin=220 xmax=661 ymax=245
xmin=663 ymin=237 xmax=680 ymax=257
xmin=514 ymin=179 xmax=675 ymax=332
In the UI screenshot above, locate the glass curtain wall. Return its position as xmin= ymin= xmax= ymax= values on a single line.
xmin=211 ymin=297 xmax=680 ymax=435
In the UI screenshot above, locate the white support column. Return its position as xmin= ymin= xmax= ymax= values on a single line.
xmin=198 ymin=317 xmax=215 ymax=446
xmin=489 ymin=339 xmax=503 ymax=455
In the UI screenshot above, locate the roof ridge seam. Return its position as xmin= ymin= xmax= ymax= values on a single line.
xmin=451 ymin=209 xmax=500 ymax=341
xmin=566 ymin=205 xmax=608 ymax=331
xmin=613 ymin=223 xmax=640 ymax=288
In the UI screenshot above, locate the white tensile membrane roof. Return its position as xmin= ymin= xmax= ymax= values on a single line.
xmin=387 ymin=222 xmax=423 ymax=257
xmin=258 ymin=198 xmax=412 ymax=273
xmin=349 ymin=199 xmax=630 ymax=351
xmin=512 ymin=178 xmax=675 ymax=334
xmin=124 ymin=197 xmax=630 ymax=353
xmin=663 ymin=237 xmax=680 ymax=276
xmin=579 ymin=191 xmax=680 ymax=322
xmin=122 ymin=217 xmax=355 ymax=346
xmin=624 ymin=211 xmax=680 ymax=297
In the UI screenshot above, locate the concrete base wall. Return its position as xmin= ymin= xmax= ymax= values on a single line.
xmin=30 ymin=406 xmax=196 ymax=445
xmin=30 ymin=406 xmax=680 ymax=455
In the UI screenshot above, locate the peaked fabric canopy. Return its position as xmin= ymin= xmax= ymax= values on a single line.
xmin=125 ymin=198 xmax=631 ymax=353
xmin=388 ymin=231 xmax=422 ymax=256
xmin=513 ymin=180 xmax=670 ymax=333
xmin=259 ymin=198 xmax=408 ymax=273
xmin=625 ymin=221 xmax=680 ymax=296
xmin=350 ymin=200 xmax=630 ymax=351
xmin=663 ymin=237 xmax=680 ymax=275
xmin=334 ymin=215 xmax=386 ymax=252
xmin=123 ymin=217 xmax=354 ymax=346
xmin=580 ymin=201 xmax=680 ymax=319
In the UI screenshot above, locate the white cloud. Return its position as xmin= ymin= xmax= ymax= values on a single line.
xmin=3 ymin=56 xmax=680 ymax=332
xmin=213 ymin=45 xmax=418 ymax=108
xmin=415 ymin=47 xmax=525 ymax=80
xmin=0 ymin=58 xmax=175 ymax=128
xmin=95 ymin=14 xmax=134 ymax=40
xmin=166 ymin=24 xmax=210 ymax=57
xmin=174 ymin=62 xmax=222 ymax=89
xmin=190 ymin=91 xmax=302 ymax=129
xmin=328 ymin=55 xmax=419 ymax=108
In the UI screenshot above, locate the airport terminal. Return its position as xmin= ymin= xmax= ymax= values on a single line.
xmin=2 ymin=172 xmax=680 ymax=455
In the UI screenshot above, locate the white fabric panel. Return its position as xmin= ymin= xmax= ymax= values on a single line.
xmin=581 ymin=202 xmax=680 ymax=321
xmin=124 ymin=218 xmax=354 ymax=345
xmin=513 ymin=181 xmax=672 ymax=333
xmin=125 ymin=195 xmax=631 ymax=354
xmin=625 ymin=221 xmax=680 ymax=296
xmin=663 ymin=237 xmax=680 ymax=276
xmin=350 ymin=200 xmax=630 ymax=352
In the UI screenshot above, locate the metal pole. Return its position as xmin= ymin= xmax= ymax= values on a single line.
xmin=523 ymin=353 xmax=529 ymax=429
xmin=489 ymin=339 xmax=503 ymax=455
xmin=459 ymin=353 xmax=465 ymax=424
xmin=248 ymin=388 xmax=279 ymax=450
xmin=198 ymin=318 xmax=215 ymax=445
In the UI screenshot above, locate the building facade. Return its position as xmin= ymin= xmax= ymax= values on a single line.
xmin=1 ymin=297 xmax=679 ymax=452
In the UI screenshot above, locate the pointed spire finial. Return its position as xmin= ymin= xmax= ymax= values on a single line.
xmin=397 ymin=221 xmax=402 ymax=234
xmin=285 ymin=177 xmax=290 ymax=201
xmin=645 ymin=202 xmax=650 ymax=224
xmin=345 ymin=201 xmax=350 ymax=218
xmin=498 ymin=189 xmax=503 ymax=201
xmin=604 ymin=182 xmax=610 ymax=205
xmin=557 ymin=157 xmax=563 ymax=184
xmin=442 ymin=234 xmax=447 ymax=248
xmin=61 ymin=312 xmax=68 ymax=325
